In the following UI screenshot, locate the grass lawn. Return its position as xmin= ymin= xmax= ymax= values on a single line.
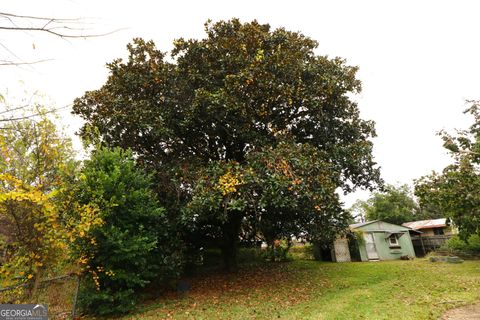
xmin=110 ymin=259 xmax=480 ymax=320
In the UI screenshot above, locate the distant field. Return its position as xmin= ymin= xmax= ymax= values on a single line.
xmin=101 ymin=259 xmax=480 ymax=320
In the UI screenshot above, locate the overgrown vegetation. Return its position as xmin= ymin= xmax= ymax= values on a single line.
xmin=442 ymin=235 xmax=480 ymax=256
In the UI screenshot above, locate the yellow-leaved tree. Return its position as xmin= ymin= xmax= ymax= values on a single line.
xmin=0 ymin=104 xmax=100 ymax=299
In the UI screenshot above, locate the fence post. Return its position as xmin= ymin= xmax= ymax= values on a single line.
xmin=71 ymin=274 xmax=81 ymax=320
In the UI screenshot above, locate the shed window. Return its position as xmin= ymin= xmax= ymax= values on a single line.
xmin=388 ymin=234 xmax=399 ymax=246
xmin=433 ymin=228 xmax=445 ymax=235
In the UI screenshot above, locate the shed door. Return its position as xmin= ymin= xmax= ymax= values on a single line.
xmin=364 ymin=233 xmax=379 ymax=260
xmin=333 ymin=238 xmax=351 ymax=262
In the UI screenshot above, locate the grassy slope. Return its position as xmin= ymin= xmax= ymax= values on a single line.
xmin=116 ymin=259 xmax=480 ymax=320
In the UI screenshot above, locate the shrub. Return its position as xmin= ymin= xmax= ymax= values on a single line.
xmin=289 ymin=244 xmax=314 ymax=260
xmin=467 ymin=234 xmax=480 ymax=253
xmin=71 ymin=148 xmax=183 ymax=315
xmin=443 ymin=234 xmax=480 ymax=255
xmin=444 ymin=236 xmax=468 ymax=252
xmin=263 ymin=240 xmax=292 ymax=262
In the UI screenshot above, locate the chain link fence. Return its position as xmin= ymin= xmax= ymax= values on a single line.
xmin=0 ymin=273 xmax=81 ymax=319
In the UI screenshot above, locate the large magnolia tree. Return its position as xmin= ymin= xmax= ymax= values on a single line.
xmin=73 ymin=19 xmax=381 ymax=269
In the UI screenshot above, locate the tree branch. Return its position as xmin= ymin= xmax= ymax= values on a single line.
xmin=0 ymin=12 xmax=82 ymax=22
xmin=0 ymin=104 xmax=72 ymax=122
xmin=0 ymin=11 xmax=123 ymax=67
xmin=0 ymin=59 xmax=53 ymax=66
xmin=0 ymin=25 xmax=120 ymax=38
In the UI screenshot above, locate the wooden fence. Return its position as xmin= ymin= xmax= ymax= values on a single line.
xmin=411 ymin=235 xmax=452 ymax=257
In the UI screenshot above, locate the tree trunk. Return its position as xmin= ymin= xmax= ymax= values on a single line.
xmin=220 ymin=213 xmax=242 ymax=272
xmin=28 ymin=267 xmax=42 ymax=301
xmin=221 ymin=240 xmax=238 ymax=272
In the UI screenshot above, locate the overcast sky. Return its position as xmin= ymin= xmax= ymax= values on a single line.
xmin=2 ymin=0 xmax=479 ymax=206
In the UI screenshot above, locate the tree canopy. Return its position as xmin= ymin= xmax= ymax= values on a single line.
xmin=72 ymin=19 xmax=381 ymax=269
xmin=183 ymin=141 xmax=347 ymax=268
xmin=0 ymin=111 xmax=74 ymax=191
xmin=351 ymin=184 xmax=423 ymax=225
xmin=73 ymin=19 xmax=380 ymax=191
xmin=415 ymin=102 xmax=480 ymax=239
xmin=350 ymin=184 xmax=442 ymax=226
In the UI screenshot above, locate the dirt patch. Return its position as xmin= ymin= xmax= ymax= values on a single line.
xmin=441 ymin=303 xmax=480 ymax=320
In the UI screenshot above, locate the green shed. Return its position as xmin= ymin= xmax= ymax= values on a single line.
xmin=350 ymin=220 xmax=416 ymax=261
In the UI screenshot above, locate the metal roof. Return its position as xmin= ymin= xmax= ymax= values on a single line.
xmin=349 ymin=220 xmax=422 ymax=233
xmin=401 ymin=218 xmax=447 ymax=230
xmin=349 ymin=220 xmax=379 ymax=229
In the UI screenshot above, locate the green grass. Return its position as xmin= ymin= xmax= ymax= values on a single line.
xmin=108 ymin=259 xmax=480 ymax=320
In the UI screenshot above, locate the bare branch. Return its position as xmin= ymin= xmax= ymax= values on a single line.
xmin=0 ymin=43 xmax=24 ymax=62
xmin=0 ymin=59 xmax=53 ymax=66
xmin=0 ymin=104 xmax=32 ymax=115
xmin=0 ymin=92 xmax=40 ymax=115
xmin=0 ymin=12 xmax=83 ymax=23
xmin=0 ymin=25 xmax=120 ymax=39
xmin=0 ymin=104 xmax=72 ymax=122
xmin=0 ymin=11 xmax=124 ymax=67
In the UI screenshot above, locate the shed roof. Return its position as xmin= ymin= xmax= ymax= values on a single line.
xmin=349 ymin=220 xmax=379 ymax=229
xmin=349 ymin=220 xmax=414 ymax=232
xmin=402 ymin=218 xmax=447 ymax=230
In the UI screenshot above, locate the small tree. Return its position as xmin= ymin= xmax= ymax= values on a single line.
xmin=0 ymin=111 xmax=76 ymax=297
xmin=415 ymin=102 xmax=480 ymax=239
xmin=352 ymin=184 xmax=428 ymax=225
xmin=71 ymin=147 xmax=182 ymax=315
xmin=0 ymin=174 xmax=65 ymax=296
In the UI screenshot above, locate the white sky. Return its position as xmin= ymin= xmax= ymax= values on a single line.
xmin=1 ymin=0 xmax=479 ymax=206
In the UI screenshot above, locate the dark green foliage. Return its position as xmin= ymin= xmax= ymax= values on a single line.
xmin=347 ymin=232 xmax=362 ymax=262
xmin=351 ymin=184 xmax=439 ymax=225
xmin=416 ymin=163 xmax=480 ymax=239
xmin=364 ymin=184 xmax=417 ymax=225
xmin=311 ymin=242 xmax=333 ymax=261
xmin=443 ymin=235 xmax=480 ymax=255
xmin=248 ymin=143 xmax=349 ymax=246
xmin=73 ymin=148 xmax=182 ymax=315
xmin=183 ymin=142 xmax=350 ymax=269
xmin=73 ymin=19 xmax=380 ymax=192
xmin=72 ymin=19 xmax=381 ymax=270
xmin=415 ymin=102 xmax=480 ymax=239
